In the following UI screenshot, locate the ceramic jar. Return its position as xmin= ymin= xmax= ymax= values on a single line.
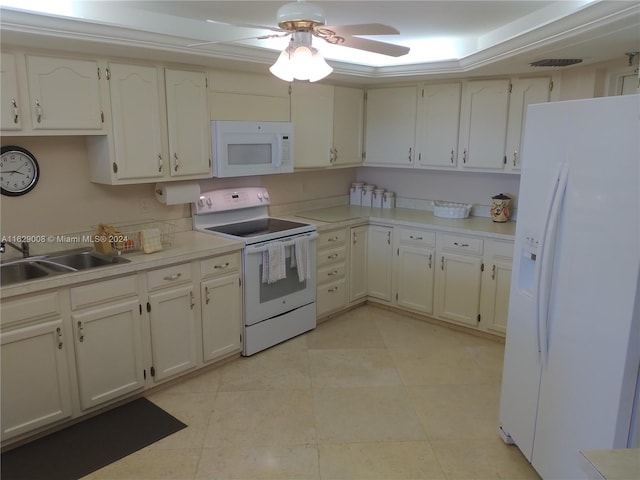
xmin=490 ymin=193 xmax=511 ymax=222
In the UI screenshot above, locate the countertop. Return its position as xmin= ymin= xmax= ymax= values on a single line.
xmin=290 ymin=205 xmax=516 ymax=240
xmin=0 ymin=230 xmax=243 ymax=299
xmin=580 ymin=448 xmax=640 ymax=480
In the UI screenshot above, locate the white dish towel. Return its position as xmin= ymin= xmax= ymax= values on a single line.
xmin=262 ymin=241 xmax=287 ymax=284
xmin=291 ymin=236 xmax=310 ymax=282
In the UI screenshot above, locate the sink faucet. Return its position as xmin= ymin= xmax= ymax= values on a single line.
xmin=0 ymin=241 xmax=30 ymax=258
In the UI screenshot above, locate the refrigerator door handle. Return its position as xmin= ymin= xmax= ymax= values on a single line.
xmin=536 ymin=162 xmax=569 ymax=367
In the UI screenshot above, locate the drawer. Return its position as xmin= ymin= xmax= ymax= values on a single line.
xmin=71 ymin=275 xmax=138 ymax=310
xmin=490 ymin=240 xmax=514 ymax=260
xmin=200 ymin=252 xmax=241 ymax=279
xmin=398 ymin=228 xmax=435 ymax=247
xmin=437 ymin=233 xmax=483 ymax=255
xmin=317 ymin=278 xmax=347 ymax=317
xmin=147 ymin=262 xmax=192 ymax=291
xmin=1 ymin=291 xmax=61 ymax=325
xmin=318 ymin=228 xmax=347 ymax=249
xmin=317 ymin=245 xmax=347 ymax=267
xmin=317 ymin=262 xmax=346 ymax=285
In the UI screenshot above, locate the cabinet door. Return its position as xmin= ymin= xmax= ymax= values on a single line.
xmin=396 ymin=245 xmax=435 ymax=314
xmin=333 ymin=86 xmax=364 ymax=166
xmin=165 ymin=69 xmax=212 ymax=177
xmin=458 ymin=79 xmax=510 ymax=170
xmin=291 ymin=82 xmax=334 ymax=168
xmin=505 ymin=77 xmax=551 ymax=171
xmin=148 ymin=284 xmax=198 ymax=381
xmin=481 ymin=260 xmax=512 ymax=335
xmin=367 ymin=225 xmax=394 ymax=302
xmin=1 ymin=52 xmax=22 ymax=131
xmin=25 ymin=55 xmax=103 ymax=130
xmin=364 ymin=86 xmax=417 ymax=166
xmin=108 ymin=63 xmax=166 ymax=180
xmin=436 ymin=252 xmax=482 ymax=326
xmin=201 ymin=274 xmax=242 ymax=362
xmin=1 ymin=319 xmax=72 ymax=440
xmin=72 ymin=299 xmax=145 ymax=410
xmin=417 ymin=83 xmax=461 ymax=168
xmin=349 ymin=226 xmax=368 ymax=302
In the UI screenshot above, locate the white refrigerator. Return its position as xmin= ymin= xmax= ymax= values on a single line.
xmin=499 ymin=94 xmax=640 ymax=479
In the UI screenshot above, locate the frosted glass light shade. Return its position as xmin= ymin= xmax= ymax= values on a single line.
xmin=270 ymin=43 xmax=333 ymax=82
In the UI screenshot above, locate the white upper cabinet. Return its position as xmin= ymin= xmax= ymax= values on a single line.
xmin=458 ymin=79 xmax=511 ymax=170
xmin=164 ymin=68 xmax=211 ymax=177
xmin=25 ymin=55 xmax=104 ymax=130
xmin=505 ymin=77 xmax=552 ymax=171
xmin=291 ymin=82 xmax=335 ymax=168
xmin=364 ymin=86 xmax=417 ymax=166
xmin=416 ymin=82 xmax=462 ymax=168
xmin=332 ymin=86 xmax=364 ymax=167
xmin=0 ymin=53 xmax=22 ymax=131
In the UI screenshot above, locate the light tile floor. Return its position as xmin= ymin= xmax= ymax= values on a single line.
xmin=84 ymin=305 xmax=541 ymax=480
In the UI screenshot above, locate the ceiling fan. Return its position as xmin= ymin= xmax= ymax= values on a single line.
xmin=189 ymin=1 xmax=410 ymax=64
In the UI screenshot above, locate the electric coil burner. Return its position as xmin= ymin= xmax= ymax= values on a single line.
xmin=193 ymin=187 xmax=317 ymax=355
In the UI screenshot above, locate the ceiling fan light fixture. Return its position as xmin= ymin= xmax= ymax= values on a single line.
xmin=270 ymin=33 xmax=333 ymax=82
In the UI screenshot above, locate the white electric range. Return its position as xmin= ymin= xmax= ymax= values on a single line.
xmin=193 ymin=187 xmax=317 ymax=355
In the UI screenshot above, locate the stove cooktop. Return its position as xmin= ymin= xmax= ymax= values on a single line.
xmin=204 ymin=218 xmax=311 ymax=238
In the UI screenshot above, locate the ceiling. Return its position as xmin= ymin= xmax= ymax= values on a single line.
xmin=1 ymin=1 xmax=638 ymax=84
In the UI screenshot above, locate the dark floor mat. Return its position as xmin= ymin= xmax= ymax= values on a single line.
xmin=1 ymin=397 xmax=187 ymax=480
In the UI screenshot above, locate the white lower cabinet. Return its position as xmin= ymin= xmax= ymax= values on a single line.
xmin=146 ymin=263 xmax=198 ymax=382
xmin=200 ymin=253 xmax=242 ymax=362
xmin=349 ymin=226 xmax=368 ymax=302
xmin=317 ymin=227 xmax=349 ymax=317
xmin=0 ymin=291 xmax=72 ymax=441
xmin=394 ymin=227 xmax=436 ymax=314
xmin=367 ymin=225 xmax=394 ymax=302
xmin=479 ymin=240 xmax=514 ymax=335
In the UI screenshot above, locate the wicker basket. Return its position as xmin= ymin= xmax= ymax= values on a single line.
xmin=432 ymin=201 xmax=472 ymax=219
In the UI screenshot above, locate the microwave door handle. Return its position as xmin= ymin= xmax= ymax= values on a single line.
xmin=274 ymin=135 xmax=282 ymax=168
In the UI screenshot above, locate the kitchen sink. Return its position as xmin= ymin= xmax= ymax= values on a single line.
xmin=45 ymin=251 xmax=130 ymax=270
xmin=1 ymin=250 xmax=131 ymax=286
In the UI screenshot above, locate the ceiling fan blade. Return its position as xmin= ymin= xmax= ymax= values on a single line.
xmin=188 ymin=33 xmax=288 ymax=48
xmin=327 ymin=36 xmax=410 ymax=57
xmin=206 ymin=18 xmax=285 ymax=33
xmin=322 ymin=23 xmax=400 ymax=36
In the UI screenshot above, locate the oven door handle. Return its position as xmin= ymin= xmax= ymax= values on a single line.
xmin=244 ymin=232 xmax=318 ymax=254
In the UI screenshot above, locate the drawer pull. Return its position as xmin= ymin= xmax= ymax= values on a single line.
xmin=327 ymin=236 xmax=339 ymax=242
xmin=77 ymin=321 xmax=84 ymax=343
xmin=409 ymin=235 xmax=423 ymax=240
xmin=327 ymin=270 xmax=339 ymax=276
xmin=214 ymin=262 xmax=230 ymax=269
xmin=164 ymin=273 xmax=182 ymax=281
xmin=189 ymin=291 xmax=195 ymax=310
xmin=56 ymin=327 xmax=63 ymax=350
xmin=328 ymin=286 xmax=339 ymax=293
xmin=327 ymin=253 xmax=339 ymax=259
xmin=453 ymin=242 xmax=469 ymax=247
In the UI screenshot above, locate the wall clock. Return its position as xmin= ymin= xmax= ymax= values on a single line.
xmin=1 ymin=146 xmax=40 ymax=196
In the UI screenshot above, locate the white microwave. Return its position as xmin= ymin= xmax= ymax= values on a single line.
xmin=212 ymin=120 xmax=294 ymax=177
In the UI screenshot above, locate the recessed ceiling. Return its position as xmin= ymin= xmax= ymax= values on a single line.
xmin=1 ymin=0 xmax=638 ymax=83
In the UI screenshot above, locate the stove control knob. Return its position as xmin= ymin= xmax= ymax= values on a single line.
xmin=197 ymin=198 xmax=204 ymax=208
xmin=257 ymin=192 xmax=263 ymax=200
xmin=263 ymin=192 xmax=270 ymax=201
xmin=206 ymin=197 xmax=213 ymax=207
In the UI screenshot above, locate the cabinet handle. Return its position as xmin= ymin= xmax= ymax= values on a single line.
xmin=328 ymin=286 xmax=338 ymax=293
xmin=56 ymin=327 xmax=63 ymax=350
xmin=387 ymin=231 xmax=391 ymax=245
xmin=409 ymin=235 xmax=423 ymax=240
xmin=11 ymin=98 xmax=18 ymax=124
xmin=328 ymin=253 xmax=339 ymax=259
xmin=450 ymin=149 xmax=454 ymax=164
xmin=328 ymin=236 xmax=339 ymax=242
xmin=164 ymin=273 xmax=182 ymax=281
xmin=441 ymin=256 xmax=445 ymax=271
xmin=157 ymin=154 xmax=163 ymax=172
xmin=352 ymin=233 xmax=357 ymax=245
xmin=462 ymin=149 xmax=467 ymax=163
xmin=35 ymin=99 xmax=42 ymax=123
xmin=428 ymin=253 xmax=432 ymax=269
xmin=173 ymin=152 xmax=179 ymax=171
xmin=77 ymin=321 xmax=84 ymax=342
xmin=204 ymin=286 xmax=210 ymax=304
xmin=328 ymin=270 xmax=339 ymax=276
xmin=189 ymin=291 xmax=195 ymax=310
xmin=453 ymin=242 xmax=469 ymax=247
xmin=492 ymin=264 xmax=496 ymax=280
xmin=408 ymin=147 xmax=413 ymax=162
xmin=513 ymin=150 xmax=518 ymax=167
xmin=214 ymin=262 xmax=229 ymax=269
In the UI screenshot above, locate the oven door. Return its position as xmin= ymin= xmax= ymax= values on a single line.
xmin=243 ymin=232 xmax=317 ymax=326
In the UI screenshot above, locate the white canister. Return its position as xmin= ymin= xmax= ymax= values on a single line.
xmin=361 ymin=184 xmax=376 ymax=207
xmin=350 ymin=182 xmax=365 ymax=205
xmin=382 ymin=191 xmax=396 ymax=209
xmin=372 ymin=188 xmax=385 ymax=208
